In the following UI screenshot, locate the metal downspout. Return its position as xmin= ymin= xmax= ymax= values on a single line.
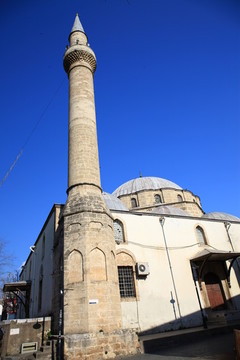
xmin=224 ymin=222 xmax=234 ymax=251
xmin=159 ymin=217 xmax=183 ymax=326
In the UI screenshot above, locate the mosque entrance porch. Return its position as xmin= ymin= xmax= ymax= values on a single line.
xmin=191 ymin=249 xmax=240 ymax=326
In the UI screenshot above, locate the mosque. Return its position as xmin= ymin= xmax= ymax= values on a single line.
xmin=7 ymin=14 xmax=240 ymax=360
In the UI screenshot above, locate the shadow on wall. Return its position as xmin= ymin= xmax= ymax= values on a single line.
xmin=138 ymin=294 xmax=240 ymax=337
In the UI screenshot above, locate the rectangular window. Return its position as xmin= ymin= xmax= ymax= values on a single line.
xmin=38 ymin=279 xmax=42 ymax=311
xmin=118 ymin=266 xmax=136 ymax=298
xmin=29 ymin=261 xmax=32 ymax=278
xmin=42 ymin=235 xmax=45 ymax=260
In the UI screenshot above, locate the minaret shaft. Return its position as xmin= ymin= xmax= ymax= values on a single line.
xmin=68 ymin=64 xmax=101 ymax=192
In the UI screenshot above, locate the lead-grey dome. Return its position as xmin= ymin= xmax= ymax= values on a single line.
xmin=113 ymin=177 xmax=182 ymax=197
xmin=102 ymin=192 xmax=129 ymax=211
xmin=202 ymin=212 xmax=239 ymax=221
xmin=151 ymin=205 xmax=189 ymax=216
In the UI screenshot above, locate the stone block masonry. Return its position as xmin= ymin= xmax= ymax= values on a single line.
xmin=64 ymin=329 xmax=139 ymax=360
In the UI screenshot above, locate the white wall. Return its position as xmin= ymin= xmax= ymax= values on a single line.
xmin=113 ymin=211 xmax=240 ymax=333
xmin=19 ymin=207 xmax=58 ymax=318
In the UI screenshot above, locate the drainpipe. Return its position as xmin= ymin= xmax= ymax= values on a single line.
xmin=224 ymin=221 xmax=240 ymax=278
xmin=159 ymin=217 xmax=183 ymax=327
xmin=57 ymin=289 xmax=63 ymax=360
xmin=30 ymin=245 xmax=36 ymax=318
xmin=224 ymin=222 xmax=234 ymax=251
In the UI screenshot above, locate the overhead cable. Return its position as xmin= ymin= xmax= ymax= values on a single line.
xmin=0 ymin=78 xmax=65 ymax=188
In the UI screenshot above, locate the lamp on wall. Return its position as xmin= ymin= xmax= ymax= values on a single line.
xmin=159 ymin=216 xmax=165 ymax=226
xmin=29 ymin=245 xmax=37 ymax=317
xmin=30 ymin=245 xmax=36 ymax=253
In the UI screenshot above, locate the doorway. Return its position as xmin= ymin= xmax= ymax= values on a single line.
xmin=204 ymin=272 xmax=226 ymax=311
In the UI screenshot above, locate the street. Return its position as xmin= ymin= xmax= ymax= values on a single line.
xmin=118 ymin=331 xmax=235 ymax=360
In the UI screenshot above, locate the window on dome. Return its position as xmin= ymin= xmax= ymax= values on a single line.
xmin=177 ymin=194 xmax=183 ymax=202
xmin=114 ymin=220 xmax=125 ymax=243
xmin=154 ymin=194 xmax=162 ymax=204
xmin=131 ymin=198 xmax=138 ymax=208
xmin=196 ymin=226 xmax=207 ymax=245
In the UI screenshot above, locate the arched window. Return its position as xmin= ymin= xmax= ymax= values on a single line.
xmin=196 ymin=226 xmax=207 ymax=245
xmin=116 ymin=251 xmax=136 ymax=299
xmin=131 ymin=198 xmax=138 ymax=208
xmin=177 ymin=194 xmax=183 ymax=202
xmin=154 ymin=194 xmax=162 ymax=204
xmin=114 ymin=220 xmax=125 ymax=243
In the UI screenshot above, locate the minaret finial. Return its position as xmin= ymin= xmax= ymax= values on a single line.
xmin=71 ymin=13 xmax=85 ymax=34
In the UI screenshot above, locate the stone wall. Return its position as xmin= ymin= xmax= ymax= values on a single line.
xmin=64 ymin=329 xmax=139 ymax=360
xmin=0 ymin=317 xmax=51 ymax=357
xmin=118 ymin=188 xmax=203 ymax=216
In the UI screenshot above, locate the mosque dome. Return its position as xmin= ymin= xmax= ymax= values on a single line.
xmin=151 ymin=205 xmax=189 ymax=216
xmin=202 ymin=212 xmax=239 ymax=221
xmin=113 ymin=177 xmax=182 ymax=197
xmin=102 ymin=192 xmax=129 ymax=211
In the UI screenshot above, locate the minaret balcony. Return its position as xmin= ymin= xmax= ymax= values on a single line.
xmin=63 ymin=45 xmax=96 ymax=74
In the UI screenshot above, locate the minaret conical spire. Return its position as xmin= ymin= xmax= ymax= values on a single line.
xmin=71 ymin=13 xmax=85 ymax=33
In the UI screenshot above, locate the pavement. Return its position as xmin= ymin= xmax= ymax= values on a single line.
xmin=2 ymin=323 xmax=238 ymax=359
xmin=117 ymin=323 xmax=238 ymax=360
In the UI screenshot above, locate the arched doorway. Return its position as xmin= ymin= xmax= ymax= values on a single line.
xmin=204 ymin=272 xmax=226 ymax=311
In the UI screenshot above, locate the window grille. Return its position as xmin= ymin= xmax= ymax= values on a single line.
xmin=196 ymin=226 xmax=207 ymax=245
xmin=114 ymin=220 xmax=124 ymax=243
xmin=118 ymin=266 xmax=136 ymax=298
xmin=154 ymin=194 xmax=162 ymax=204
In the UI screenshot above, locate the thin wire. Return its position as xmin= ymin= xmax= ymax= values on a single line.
xmin=0 ymin=78 xmax=66 ymax=188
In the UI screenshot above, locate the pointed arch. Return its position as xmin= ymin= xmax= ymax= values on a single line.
xmin=89 ymin=247 xmax=107 ymax=281
xmin=116 ymin=250 xmax=135 ymax=267
xmin=67 ymin=249 xmax=83 ymax=283
xmin=154 ymin=194 xmax=162 ymax=204
xmin=113 ymin=219 xmax=125 ymax=244
xmin=196 ymin=225 xmax=208 ymax=245
xmin=116 ymin=250 xmax=138 ymax=299
xmin=177 ymin=194 xmax=183 ymax=202
xmin=131 ymin=198 xmax=138 ymax=208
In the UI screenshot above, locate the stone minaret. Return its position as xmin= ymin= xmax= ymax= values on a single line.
xmin=62 ymin=14 xmax=127 ymax=359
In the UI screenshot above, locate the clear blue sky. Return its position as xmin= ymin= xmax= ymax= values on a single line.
xmin=0 ymin=0 xmax=239 ymax=271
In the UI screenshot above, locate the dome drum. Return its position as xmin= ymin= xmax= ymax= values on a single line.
xmin=115 ymin=188 xmax=202 ymax=216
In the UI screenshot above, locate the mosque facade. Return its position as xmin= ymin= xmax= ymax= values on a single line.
xmin=16 ymin=14 xmax=240 ymax=360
